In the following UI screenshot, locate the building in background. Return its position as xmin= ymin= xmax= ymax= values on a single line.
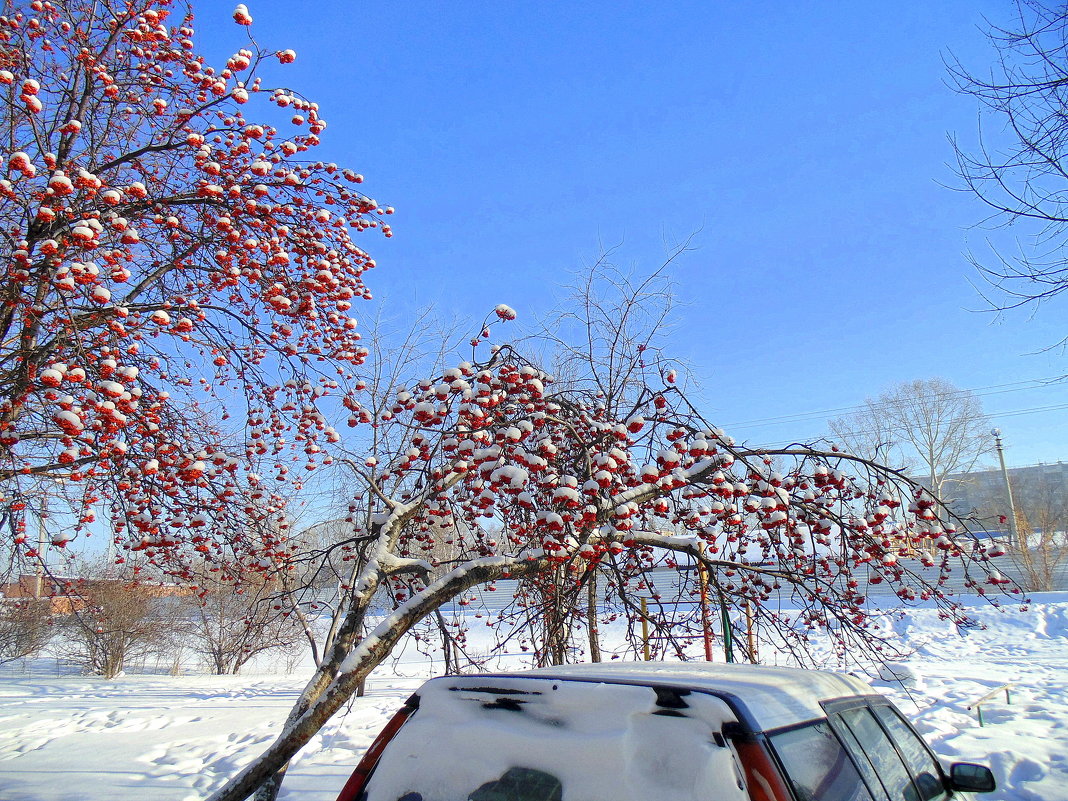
xmin=939 ymin=462 xmax=1068 ymax=533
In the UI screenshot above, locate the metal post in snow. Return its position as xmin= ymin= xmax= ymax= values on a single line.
xmin=745 ymin=600 xmax=757 ymax=662
xmin=640 ymin=597 xmax=651 ymax=661
xmin=720 ymin=605 xmax=734 ymax=663
xmin=697 ymin=544 xmax=714 ymax=661
xmin=969 ymin=682 xmax=1014 ymax=727
xmin=34 ymin=497 xmax=47 ymax=599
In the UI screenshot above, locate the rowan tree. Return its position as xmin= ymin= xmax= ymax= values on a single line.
xmin=0 ymin=0 xmax=388 ymax=578
xmin=207 ymin=291 xmax=1013 ymax=801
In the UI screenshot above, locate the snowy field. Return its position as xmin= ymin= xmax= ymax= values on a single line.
xmin=1 ymin=594 xmax=1066 ymax=801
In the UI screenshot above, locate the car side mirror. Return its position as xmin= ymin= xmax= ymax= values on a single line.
xmin=949 ymin=762 xmax=996 ymax=793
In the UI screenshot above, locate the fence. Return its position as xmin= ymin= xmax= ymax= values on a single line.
xmin=435 ymin=555 xmax=1068 ymax=615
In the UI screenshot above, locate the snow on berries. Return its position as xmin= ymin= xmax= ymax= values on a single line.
xmin=494 ymin=304 xmax=517 ymax=321
xmin=48 ymin=172 xmax=74 ymax=195
xmin=8 ymin=152 xmax=35 ymax=177
xmin=228 ymin=49 xmax=253 ymax=71
xmin=50 ymin=530 xmax=74 ymax=548
xmin=54 ymin=409 xmax=83 ymax=435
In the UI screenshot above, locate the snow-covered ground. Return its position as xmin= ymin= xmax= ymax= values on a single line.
xmin=1 ymin=594 xmax=1066 ymax=801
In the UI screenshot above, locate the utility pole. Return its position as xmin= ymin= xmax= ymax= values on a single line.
xmin=33 ymin=497 xmax=47 ymax=598
xmin=991 ymin=429 xmax=1019 ymax=549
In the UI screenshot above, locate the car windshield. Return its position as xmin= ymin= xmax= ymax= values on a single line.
xmin=362 ymin=678 xmax=749 ymax=801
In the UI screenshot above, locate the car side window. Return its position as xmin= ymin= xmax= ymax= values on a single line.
xmin=835 ymin=708 xmax=920 ymax=801
xmin=871 ymin=705 xmax=948 ymax=801
xmin=832 ymin=719 xmax=892 ymax=801
xmin=768 ymin=721 xmax=876 ymax=801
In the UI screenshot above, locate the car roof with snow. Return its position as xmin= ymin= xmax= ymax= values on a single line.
xmin=427 ymin=661 xmax=876 ymax=732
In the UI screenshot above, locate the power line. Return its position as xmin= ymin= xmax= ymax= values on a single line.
xmin=989 ymin=401 xmax=1068 ymax=420
xmin=721 ymin=375 xmax=1067 ymax=432
xmin=726 ymin=376 xmax=1060 ymax=429
xmin=742 ymin=400 xmax=1068 ymax=452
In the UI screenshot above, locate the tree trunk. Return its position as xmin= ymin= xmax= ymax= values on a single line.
xmin=251 ymin=581 xmax=381 ymax=801
xmin=586 ymin=570 xmax=601 ymax=663
xmin=289 ymin=598 xmax=320 ymax=667
xmin=435 ymin=610 xmax=456 ymax=675
xmin=211 ymin=557 xmax=547 ymax=801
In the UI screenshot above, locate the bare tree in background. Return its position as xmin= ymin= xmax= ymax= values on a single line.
xmin=59 ymin=571 xmax=176 ymax=678
xmin=274 ymin=518 xmax=364 ymax=668
xmin=543 ymin=244 xmax=688 ymax=403
xmin=829 ymin=378 xmax=992 ymax=500
xmin=948 ymin=1 xmax=1068 ymax=334
xmin=270 ymin=307 xmax=466 ymax=672
xmin=1013 ymin=472 xmax=1068 ymax=591
xmin=0 ymin=598 xmax=51 ymax=664
xmin=183 ymin=574 xmax=303 ymax=675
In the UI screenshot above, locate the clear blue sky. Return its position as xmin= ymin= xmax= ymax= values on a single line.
xmin=198 ymin=0 xmax=1067 ymax=469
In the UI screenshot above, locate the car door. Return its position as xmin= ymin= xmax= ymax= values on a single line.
xmin=824 ymin=700 xmax=949 ymax=801
xmin=765 ymin=719 xmax=877 ymax=801
xmin=869 ymin=704 xmax=949 ymax=801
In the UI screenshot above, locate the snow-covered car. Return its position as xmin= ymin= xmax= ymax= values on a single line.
xmin=335 ymin=662 xmax=996 ymax=801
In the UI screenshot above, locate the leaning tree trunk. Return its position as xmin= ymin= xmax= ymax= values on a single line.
xmin=251 ymin=585 xmax=380 ymax=801
xmin=213 ymin=557 xmax=548 ymax=801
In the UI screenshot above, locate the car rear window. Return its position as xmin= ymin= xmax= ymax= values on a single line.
xmin=362 ymin=678 xmax=748 ymax=801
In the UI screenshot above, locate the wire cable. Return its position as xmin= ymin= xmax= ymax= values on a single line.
xmin=723 ymin=375 xmax=1067 ymax=432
